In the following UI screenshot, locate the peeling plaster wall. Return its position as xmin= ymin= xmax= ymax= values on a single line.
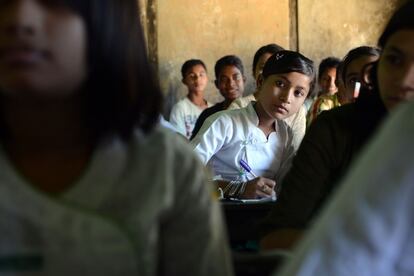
xmin=142 ymin=0 xmax=402 ymax=117
xmin=157 ymin=0 xmax=290 ymax=117
xmin=298 ymin=0 xmax=400 ymax=66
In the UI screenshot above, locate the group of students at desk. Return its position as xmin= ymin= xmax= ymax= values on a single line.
xmin=168 ymin=2 xmax=414 ymax=269
xmin=2 ymin=0 xmax=414 ymax=274
xmin=168 ymin=44 xmax=380 ymax=205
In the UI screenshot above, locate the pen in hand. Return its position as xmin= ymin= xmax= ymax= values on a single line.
xmin=239 ymin=159 xmax=258 ymax=178
xmin=239 ymin=159 xmax=276 ymax=201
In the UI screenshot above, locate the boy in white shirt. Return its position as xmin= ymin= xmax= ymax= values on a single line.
xmin=169 ymin=59 xmax=212 ymax=138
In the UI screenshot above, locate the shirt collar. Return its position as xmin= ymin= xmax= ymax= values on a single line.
xmin=244 ymin=101 xmax=260 ymax=126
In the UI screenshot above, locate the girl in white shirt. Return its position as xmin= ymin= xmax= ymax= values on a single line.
xmin=192 ymin=51 xmax=315 ymax=199
xmin=0 ymin=1 xmax=232 ymax=275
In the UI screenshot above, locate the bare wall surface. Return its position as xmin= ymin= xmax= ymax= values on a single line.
xmin=157 ymin=0 xmax=290 ymax=117
xmin=298 ymin=0 xmax=400 ymax=67
xmin=140 ymin=0 xmax=402 ymax=116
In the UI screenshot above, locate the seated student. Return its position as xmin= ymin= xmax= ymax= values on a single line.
xmin=306 ymin=57 xmax=341 ymax=125
xmin=190 ymin=55 xmax=246 ymax=139
xmin=0 ymin=1 xmax=232 ymax=275
xmin=276 ymin=102 xmax=414 ymax=276
xmin=334 ymin=62 xmax=353 ymax=105
xmin=307 ymin=48 xmax=381 ymax=128
xmin=191 ymin=51 xmax=315 ymax=199
xmin=332 ymin=47 xmax=381 ymax=108
xmin=302 ymin=85 xmax=317 ymax=114
xmin=169 ymin=59 xmax=212 ymax=139
xmin=229 ymin=44 xmax=285 ymax=109
xmin=260 ymin=3 xmax=414 ymax=251
xmin=340 ymin=46 xmax=381 ymax=101
xmin=229 ymin=44 xmax=308 ymax=150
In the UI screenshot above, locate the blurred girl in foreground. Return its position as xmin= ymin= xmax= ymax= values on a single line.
xmin=0 ymin=1 xmax=232 ymax=275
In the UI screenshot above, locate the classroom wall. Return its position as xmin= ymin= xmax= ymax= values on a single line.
xmin=298 ymin=0 xmax=400 ymax=66
xmin=157 ymin=0 xmax=291 ymax=117
xmin=138 ymin=0 xmax=402 ymax=117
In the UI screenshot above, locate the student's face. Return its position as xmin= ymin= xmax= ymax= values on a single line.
xmin=0 ymin=0 xmax=87 ymax=101
xmin=319 ymin=67 xmax=338 ymax=95
xmin=257 ymin=72 xmax=311 ymax=120
xmin=336 ymin=72 xmax=353 ymax=105
xmin=216 ymin=65 xmax=245 ymax=101
xmin=378 ymin=30 xmax=414 ymax=111
xmin=182 ymin=64 xmax=208 ymax=94
xmin=344 ymin=55 xmax=378 ymax=100
xmin=254 ymin=52 xmax=273 ymax=80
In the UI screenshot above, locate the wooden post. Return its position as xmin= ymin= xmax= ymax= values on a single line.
xmin=146 ymin=0 xmax=159 ymax=75
xmin=289 ymin=0 xmax=299 ymax=51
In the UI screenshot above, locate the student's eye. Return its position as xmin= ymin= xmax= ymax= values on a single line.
xmin=275 ymin=80 xmax=285 ymax=87
xmin=347 ymin=77 xmax=358 ymax=87
xmin=294 ymin=89 xmax=305 ymax=97
xmin=219 ymin=77 xmax=229 ymax=84
xmin=385 ymin=53 xmax=402 ymax=66
xmin=232 ymin=74 xmax=242 ymax=81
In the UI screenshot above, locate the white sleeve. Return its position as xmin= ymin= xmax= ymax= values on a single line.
xmin=277 ymin=102 xmax=414 ymax=276
xmin=169 ymin=103 xmax=186 ymax=136
xmin=290 ymin=105 xmax=307 ymax=150
xmin=159 ymin=138 xmax=233 ymax=276
xmin=190 ymin=112 xmax=232 ymax=164
xmin=274 ymin=123 xmax=296 ymax=191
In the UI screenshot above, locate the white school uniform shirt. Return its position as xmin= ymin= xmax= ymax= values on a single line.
xmin=0 ymin=128 xmax=233 ymax=276
xmin=191 ymin=102 xmax=295 ymax=183
xmin=228 ymin=95 xmax=307 ymax=150
xmin=276 ymin=102 xmax=414 ymax=276
xmin=169 ymin=97 xmax=212 ymax=139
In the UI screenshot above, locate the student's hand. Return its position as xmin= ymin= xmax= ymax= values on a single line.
xmin=241 ymin=177 xmax=276 ymax=199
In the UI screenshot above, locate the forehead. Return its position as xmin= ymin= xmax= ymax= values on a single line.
xmin=257 ymin=52 xmax=273 ymax=66
xmin=219 ymin=65 xmax=242 ymax=77
xmin=346 ymin=55 xmax=378 ymax=78
xmin=185 ymin=64 xmax=206 ymax=75
xmin=321 ymin=67 xmax=337 ymax=77
xmin=266 ymin=72 xmax=311 ymax=87
xmin=382 ymin=29 xmax=414 ymax=59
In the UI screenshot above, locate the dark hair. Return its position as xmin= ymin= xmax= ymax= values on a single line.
xmin=367 ymin=1 xmax=414 ymax=94
xmin=262 ymin=50 xmax=316 ymax=93
xmin=378 ymin=1 xmax=414 ymax=48
xmin=252 ymin=43 xmax=285 ymax=77
xmin=335 ymin=62 xmax=344 ymax=87
xmin=318 ymin=57 xmax=341 ymax=81
xmin=181 ymin=59 xmax=207 ymax=79
xmin=341 ymin=46 xmax=381 ymax=85
xmin=57 ymin=0 xmax=162 ymax=140
xmin=214 ymin=55 xmax=245 ymax=79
